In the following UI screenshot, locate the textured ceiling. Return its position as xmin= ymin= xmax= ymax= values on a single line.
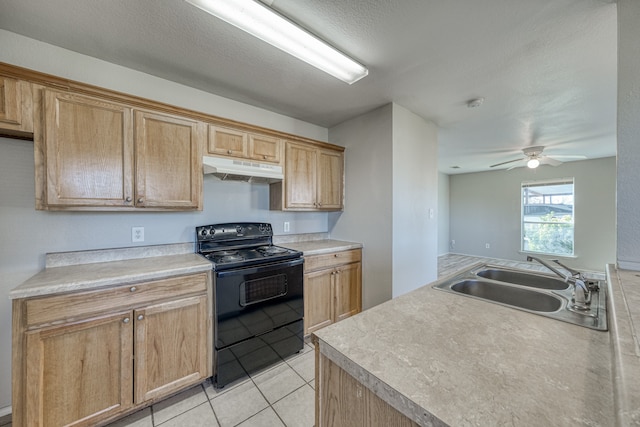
xmin=0 ymin=0 xmax=618 ymax=174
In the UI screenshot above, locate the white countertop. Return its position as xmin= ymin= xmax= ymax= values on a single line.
xmin=314 ymin=266 xmax=616 ymax=426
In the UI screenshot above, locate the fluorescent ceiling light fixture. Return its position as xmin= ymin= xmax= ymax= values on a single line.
xmin=185 ymin=0 xmax=368 ymax=84
xmin=527 ymin=158 xmax=540 ymax=169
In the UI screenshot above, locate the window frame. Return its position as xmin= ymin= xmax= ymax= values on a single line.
xmin=521 ymin=178 xmax=575 ymax=257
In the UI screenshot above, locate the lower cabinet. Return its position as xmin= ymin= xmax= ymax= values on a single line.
xmin=304 ymin=249 xmax=362 ymax=335
xmin=12 ymin=272 xmax=211 ymax=427
xmin=315 ymin=351 xmax=419 ymax=427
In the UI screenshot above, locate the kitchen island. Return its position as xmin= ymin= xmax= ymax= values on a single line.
xmin=313 ymin=262 xmax=620 ymax=426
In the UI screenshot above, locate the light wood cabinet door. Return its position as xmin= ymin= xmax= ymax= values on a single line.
xmin=285 ymin=141 xmax=318 ymax=209
xmin=25 ymin=311 xmax=133 ymax=427
xmin=334 ymin=262 xmax=362 ymax=322
xmin=134 ymin=110 xmax=203 ymax=209
xmin=134 ymin=295 xmax=209 ymax=403
xmin=0 ymin=77 xmax=33 ymax=135
xmin=274 ymin=141 xmax=344 ymax=211
xmin=317 ymin=353 xmax=419 ymax=427
xmin=317 ymin=149 xmax=344 ymax=210
xmin=249 ymin=133 xmax=281 ymax=163
xmin=304 ymin=269 xmax=334 ymax=335
xmin=208 ymin=125 xmax=248 ymax=157
xmin=43 ymin=89 xmax=135 ymax=208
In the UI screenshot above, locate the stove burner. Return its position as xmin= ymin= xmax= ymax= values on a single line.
xmin=257 ymin=246 xmax=288 ymax=255
xmin=216 ymin=250 xmax=239 ymax=256
xmin=217 ymin=254 xmax=244 ymax=263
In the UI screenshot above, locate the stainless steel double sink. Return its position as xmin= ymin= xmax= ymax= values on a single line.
xmin=433 ymin=263 xmax=607 ymax=331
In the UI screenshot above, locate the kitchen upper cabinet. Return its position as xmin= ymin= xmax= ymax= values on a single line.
xmin=134 ymin=110 xmax=203 ymax=209
xmin=316 ymin=148 xmax=344 ymax=210
xmin=13 ymin=273 xmax=211 ymax=427
xmin=270 ymin=140 xmax=344 ymax=211
xmin=208 ymin=125 xmax=247 ymax=157
xmin=208 ymin=124 xmax=282 ymax=164
xmin=37 ymin=88 xmax=203 ymax=210
xmin=40 ymin=89 xmax=135 ymax=208
xmin=303 ymin=249 xmax=362 ymax=335
xmin=0 ymin=76 xmax=34 ymax=136
xmin=24 ymin=311 xmax=133 ymax=427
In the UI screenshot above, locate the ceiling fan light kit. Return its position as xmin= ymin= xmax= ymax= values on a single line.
xmin=185 ymin=0 xmax=369 ymax=84
xmin=527 ymin=158 xmax=540 ymax=169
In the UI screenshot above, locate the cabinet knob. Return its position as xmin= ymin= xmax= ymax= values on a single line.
xmin=334 ymin=254 xmax=338 ymax=258
xmin=137 ymin=314 xmax=144 ymax=321
xmin=227 ymin=149 xmax=232 ymax=154
xmin=123 ymin=317 xmax=130 ymax=324
xmin=130 ymin=286 xmax=136 ymax=292
xmin=137 ymin=198 xmax=144 ymax=204
xmin=125 ymin=196 xmax=132 ymax=203
xmin=263 ymin=155 xmax=267 ymax=159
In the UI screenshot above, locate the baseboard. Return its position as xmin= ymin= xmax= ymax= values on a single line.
xmin=0 ymin=406 xmax=11 ymax=426
xmin=617 ymin=260 xmax=640 ymax=271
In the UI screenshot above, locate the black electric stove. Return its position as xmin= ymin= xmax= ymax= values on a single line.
xmin=195 ymin=222 xmax=304 ymax=387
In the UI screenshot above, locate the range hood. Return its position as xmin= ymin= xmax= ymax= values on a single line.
xmin=203 ymin=156 xmax=283 ymax=183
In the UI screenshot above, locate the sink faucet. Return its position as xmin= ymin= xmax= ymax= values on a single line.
xmin=526 ymin=256 xmax=591 ymax=310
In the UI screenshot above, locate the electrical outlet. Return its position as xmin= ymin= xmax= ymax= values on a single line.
xmin=132 ymin=227 xmax=145 ymax=242
xmin=485 ymin=243 xmax=490 ymax=249
xmin=283 ymin=222 xmax=290 ymax=233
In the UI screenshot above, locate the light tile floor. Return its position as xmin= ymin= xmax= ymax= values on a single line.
xmin=106 ymin=342 xmax=315 ymax=427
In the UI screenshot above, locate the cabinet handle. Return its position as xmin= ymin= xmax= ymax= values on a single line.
xmin=137 ymin=198 xmax=144 ymax=204
xmin=123 ymin=317 xmax=130 ymax=324
xmin=137 ymin=314 xmax=144 ymax=321
xmin=125 ymin=196 xmax=132 ymax=203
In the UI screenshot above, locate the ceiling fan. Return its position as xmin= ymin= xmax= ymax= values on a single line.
xmin=490 ymin=146 xmax=583 ymax=170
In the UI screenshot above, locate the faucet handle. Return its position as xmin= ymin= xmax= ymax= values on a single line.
xmin=550 ymin=259 xmax=584 ymax=279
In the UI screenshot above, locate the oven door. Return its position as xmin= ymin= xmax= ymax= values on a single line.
xmin=215 ymin=258 xmax=303 ymax=349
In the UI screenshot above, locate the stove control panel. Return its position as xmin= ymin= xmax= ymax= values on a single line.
xmin=196 ymin=222 xmax=272 ymax=241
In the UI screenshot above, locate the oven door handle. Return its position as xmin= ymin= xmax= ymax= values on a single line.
xmin=216 ymin=257 xmax=303 ymax=278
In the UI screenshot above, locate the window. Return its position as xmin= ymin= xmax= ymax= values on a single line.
xmin=521 ymin=179 xmax=574 ymax=256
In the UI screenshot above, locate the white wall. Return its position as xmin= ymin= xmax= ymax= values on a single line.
xmin=438 ymin=173 xmax=450 ymax=255
xmin=449 ymin=157 xmax=616 ymax=272
xmin=0 ymin=30 xmax=329 ymax=413
xmin=617 ymin=0 xmax=640 ymax=270
xmin=391 ymin=104 xmax=438 ymax=297
xmin=328 ymin=103 xmax=438 ymax=306
xmin=328 ymin=104 xmax=394 ymax=309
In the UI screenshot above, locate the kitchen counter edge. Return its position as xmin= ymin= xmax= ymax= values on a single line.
xmin=278 ymin=239 xmax=362 ymax=256
xmin=9 ymin=252 xmax=212 ymax=300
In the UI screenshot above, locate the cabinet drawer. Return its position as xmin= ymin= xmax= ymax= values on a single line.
xmin=25 ymin=273 xmax=208 ymax=328
xmin=304 ymin=249 xmax=361 ymax=273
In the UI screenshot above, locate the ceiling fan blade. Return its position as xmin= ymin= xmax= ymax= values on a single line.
xmin=549 ymin=155 xmax=587 ymax=160
xmin=542 ymin=156 xmax=563 ymax=166
xmin=490 ymin=157 xmax=525 ymax=168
